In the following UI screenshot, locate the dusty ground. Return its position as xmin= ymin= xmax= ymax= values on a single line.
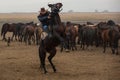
xmin=0 ymin=40 xmax=120 ymax=80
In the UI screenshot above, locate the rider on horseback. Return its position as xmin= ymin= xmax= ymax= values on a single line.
xmin=38 ymin=3 xmax=67 ymax=47
xmin=37 ymin=7 xmax=51 ymax=35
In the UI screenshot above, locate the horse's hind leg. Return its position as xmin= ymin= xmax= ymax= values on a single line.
xmin=60 ymin=42 xmax=64 ymax=52
xmin=48 ymin=48 xmax=57 ymax=72
xmin=103 ymin=41 xmax=106 ymax=53
xmin=111 ymin=44 xmax=115 ymax=54
xmin=11 ymin=33 xmax=15 ymax=41
xmin=114 ymin=40 xmax=119 ymax=55
xmin=28 ymin=35 xmax=31 ymax=45
xmin=32 ymin=35 xmax=35 ymax=44
xmin=39 ymin=47 xmax=47 ymax=74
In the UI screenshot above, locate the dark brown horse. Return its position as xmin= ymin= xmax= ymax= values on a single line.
xmin=23 ymin=22 xmax=36 ymax=45
xmin=97 ymin=20 xmax=120 ymax=54
xmin=1 ymin=23 xmax=17 ymax=41
xmin=38 ymin=3 xmax=65 ymax=73
xmin=1 ymin=22 xmax=24 ymax=41
xmin=18 ymin=22 xmax=33 ymax=42
xmin=79 ymin=24 xmax=96 ymax=50
xmin=64 ymin=21 xmax=79 ymax=51
xmin=101 ymin=28 xmax=120 ymax=54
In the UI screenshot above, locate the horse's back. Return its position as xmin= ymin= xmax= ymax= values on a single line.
xmin=1 ymin=23 xmax=15 ymax=32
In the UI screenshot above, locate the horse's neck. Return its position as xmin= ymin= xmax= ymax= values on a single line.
xmin=51 ymin=13 xmax=66 ymax=37
xmin=53 ymin=13 xmax=61 ymax=26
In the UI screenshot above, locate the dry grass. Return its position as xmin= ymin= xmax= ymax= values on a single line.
xmin=0 ymin=12 xmax=120 ymax=80
xmin=0 ymin=12 xmax=120 ymax=23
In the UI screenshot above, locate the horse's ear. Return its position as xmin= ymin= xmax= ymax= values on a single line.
xmin=48 ymin=4 xmax=53 ymax=7
xmin=60 ymin=3 xmax=63 ymax=7
xmin=56 ymin=3 xmax=63 ymax=7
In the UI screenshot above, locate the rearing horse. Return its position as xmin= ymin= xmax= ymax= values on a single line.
xmin=38 ymin=3 xmax=65 ymax=74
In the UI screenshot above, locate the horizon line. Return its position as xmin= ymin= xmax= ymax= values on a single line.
xmin=0 ymin=11 xmax=120 ymax=14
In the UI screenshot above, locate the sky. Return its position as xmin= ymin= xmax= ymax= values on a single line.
xmin=0 ymin=0 xmax=120 ymax=13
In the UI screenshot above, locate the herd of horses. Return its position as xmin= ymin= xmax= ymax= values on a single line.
xmin=1 ymin=3 xmax=120 ymax=74
xmin=1 ymin=22 xmax=37 ymax=45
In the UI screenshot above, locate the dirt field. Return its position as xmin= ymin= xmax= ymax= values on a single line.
xmin=0 ymin=40 xmax=120 ymax=80
xmin=0 ymin=13 xmax=120 ymax=80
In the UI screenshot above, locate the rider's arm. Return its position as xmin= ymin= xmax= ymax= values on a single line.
xmin=37 ymin=15 xmax=48 ymax=22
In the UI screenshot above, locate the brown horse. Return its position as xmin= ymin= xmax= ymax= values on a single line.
xmin=1 ymin=23 xmax=18 ymax=41
xmin=101 ymin=28 xmax=120 ymax=54
xmin=97 ymin=20 xmax=120 ymax=54
xmin=38 ymin=3 xmax=65 ymax=73
xmin=23 ymin=22 xmax=36 ymax=45
xmin=64 ymin=21 xmax=79 ymax=51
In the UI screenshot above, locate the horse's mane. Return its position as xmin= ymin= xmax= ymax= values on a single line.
xmin=50 ymin=13 xmax=61 ymax=26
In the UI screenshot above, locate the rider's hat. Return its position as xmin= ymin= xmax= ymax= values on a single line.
xmin=39 ymin=7 xmax=47 ymax=14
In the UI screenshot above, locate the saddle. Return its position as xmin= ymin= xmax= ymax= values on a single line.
xmin=40 ymin=31 xmax=54 ymax=40
xmin=40 ymin=31 xmax=48 ymax=40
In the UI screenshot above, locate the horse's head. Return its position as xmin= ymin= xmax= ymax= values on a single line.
xmin=48 ymin=3 xmax=63 ymax=14
xmin=107 ymin=20 xmax=115 ymax=26
xmin=97 ymin=22 xmax=107 ymax=29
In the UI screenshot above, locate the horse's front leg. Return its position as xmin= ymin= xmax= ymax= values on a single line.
xmin=32 ymin=35 xmax=35 ymax=44
xmin=24 ymin=34 xmax=28 ymax=44
xmin=103 ymin=41 xmax=106 ymax=53
xmin=82 ymin=41 xmax=85 ymax=50
xmin=74 ymin=41 xmax=77 ymax=50
xmin=28 ymin=35 xmax=31 ymax=45
xmin=3 ymin=32 xmax=7 ymax=41
xmin=71 ymin=41 xmax=75 ymax=51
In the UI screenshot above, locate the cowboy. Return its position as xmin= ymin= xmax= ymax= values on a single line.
xmin=37 ymin=7 xmax=51 ymax=34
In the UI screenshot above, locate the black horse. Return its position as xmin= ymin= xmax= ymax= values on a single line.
xmin=38 ymin=3 xmax=65 ymax=73
xmin=79 ymin=24 xmax=96 ymax=50
xmin=1 ymin=22 xmax=24 ymax=41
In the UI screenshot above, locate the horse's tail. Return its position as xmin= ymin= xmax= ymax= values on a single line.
xmin=35 ymin=27 xmax=43 ymax=45
xmin=1 ymin=24 xmax=5 ymax=36
xmin=40 ymin=39 xmax=44 ymax=47
xmin=40 ymin=32 xmax=44 ymax=47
